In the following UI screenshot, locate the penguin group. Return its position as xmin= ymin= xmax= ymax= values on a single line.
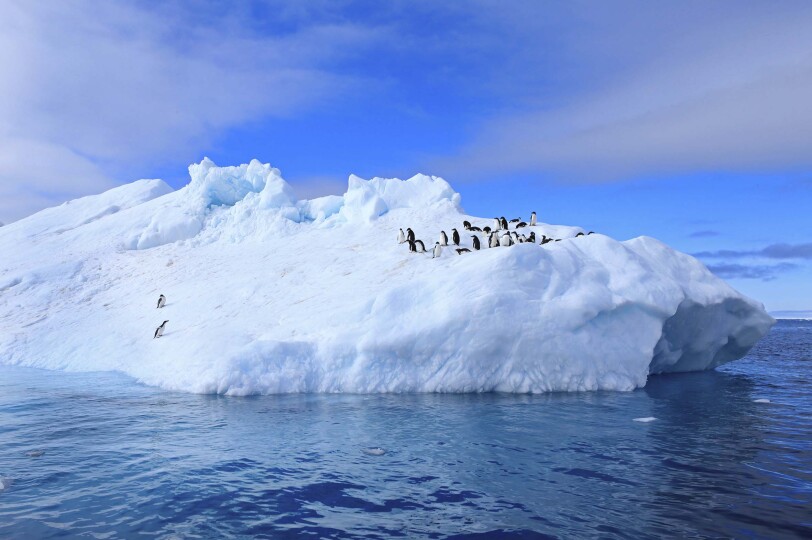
xmin=153 ymin=294 xmax=168 ymax=338
xmin=398 ymin=211 xmax=596 ymax=258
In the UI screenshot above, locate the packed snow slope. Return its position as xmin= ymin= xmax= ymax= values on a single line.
xmin=0 ymin=159 xmax=774 ymax=394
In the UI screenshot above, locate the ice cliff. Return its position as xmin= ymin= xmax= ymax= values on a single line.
xmin=0 ymin=159 xmax=775 ymax=394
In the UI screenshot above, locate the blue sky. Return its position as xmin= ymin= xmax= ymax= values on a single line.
xmin=0 ymin=0 xmax=810 ymax=310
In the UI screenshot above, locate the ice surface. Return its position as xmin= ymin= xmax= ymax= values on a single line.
xmin=0 ymin=159 xmax=775 ymax=394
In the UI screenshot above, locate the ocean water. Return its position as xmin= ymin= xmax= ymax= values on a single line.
xmin=1 ymin=321 xmax=810 ymax=539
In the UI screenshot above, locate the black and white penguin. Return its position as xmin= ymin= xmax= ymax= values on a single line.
xmin=500 ymin=233 xmax=513 ymax=247
xmin=471 ymin=235 xmax=481 ymax=250
xmin=509 ymin=218 xmax=521 ymax=224
xmin=452 ymin=228 xmax=460 ymax=246
xmin=528 ymin=232 xmax=536 ymax=243
xmin=493 ymin=218 xmax=501 ymax=231
xmin=408 ymin=240 xmax=417 ymax=252
xmin=511 ymin=231 xmax=519 ymax=243
xmin=530 ymin=212 xmax=537 ymax=226
xmin=588 ymin=231 xmax=595 ymax=235
xmin=407 ymin=228 xmax=415 ymax=243
xmin=516 ymin=222 xmax=527 ymax=229
xmin=500 ymin=217 xmax=509 ymax=230
xmin=470 ymin=226 xmax=482 ymax=232
xmin=440 ymin=231 xmax=449 ymax=246
xmin=157 ymin=294 xmax=166 ymax=309
xmin=463 ymin=220 xmax=472 ymax=230
xmin=153 ymin=320 xmax=168 ymax=339
xmin=415 ymin=240 xmax=426 ymax=252
xmin=483 ymin=226 xmax=491 ymax=235
xmin=432 ymin=242 xmax=442 ymax=259
xmin=576 ymin=232 xmax=585 ymax=237
xmin=456 ymin=248 xmax=471 ymax=255
xmin=397 ymin=228 xmax=406 ymax=244
xmin=489 ymin=232 xmax=499 ymax=248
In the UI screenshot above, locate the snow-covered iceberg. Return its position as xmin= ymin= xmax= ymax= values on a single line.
xmin=0 ymin=159 xmax=774 ymax=394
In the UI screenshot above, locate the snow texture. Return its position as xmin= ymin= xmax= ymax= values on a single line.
xmin=0 ymin=159 xmax=775 ymax=395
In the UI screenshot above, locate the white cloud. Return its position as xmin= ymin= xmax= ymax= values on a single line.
xmin=0 ymin=0 xmax=382 ymax=223
xmin=433 ymin=3 xmax=812 ymax=181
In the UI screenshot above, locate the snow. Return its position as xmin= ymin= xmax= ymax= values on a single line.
xmin=0 ymin=158 xmax=775 ymax=395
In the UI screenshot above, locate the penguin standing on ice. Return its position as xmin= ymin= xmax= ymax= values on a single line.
xmin=157 ymin=294 xmax=166 ymax=309
xmin=500 ymin=233 xmax=513 ymax=247
xmin=471 ymin=235 xmax=481 ymax=250
xmin=500 ymin=217 xmax=509 ymax=230
xmin=530 ymin=212 xmax=537 ymax=226
xmin=493 ymin=218 xmax=501 ymax=231
xmin=432 ymin=242 xmax=442 ymax=259
xmin=463 ymin=220 xmax=472 ymax=230
xmin=452 ymin=228 xmax=460 ymax=246
xmin=414 ymin=240 xmax=426 ymax=253
xmin=407 ymin=228 xmax=415 ymax=243
xmin=528 ymin=232 xmax=536 ymax=243
xmin=153 ymin=320 xmax=168 ymax=339
xmin=440 ymin=231 xmax=449 ymax=246
xmin=397 ymin=229 xmax=406 ymax=244
xmin=489 ymin=232 xmax=499 ymax=248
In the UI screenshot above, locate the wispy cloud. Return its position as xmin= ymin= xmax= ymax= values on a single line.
xmin=433 ymin=2 xmax=812 ymax=181
xmin=689 ymin=230 xmax=719 ymax=238
xmin=0 ymin=0 xmax=385 ymax=223
xmin=706 ymin=262 xmax=798 ymax=281
xmin=694 ymin=243 xmax=812 ymax=260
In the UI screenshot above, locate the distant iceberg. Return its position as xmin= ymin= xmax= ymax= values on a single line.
xmin=0 ymin=159 xmax=775 ymax=395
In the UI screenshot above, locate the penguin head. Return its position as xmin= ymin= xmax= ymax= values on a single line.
xmin=162 ymin=320 xmax=169 ymax=325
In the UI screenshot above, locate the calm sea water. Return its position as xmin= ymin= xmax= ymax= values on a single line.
xmin=1 ymin=320 xmax=810 ymax=539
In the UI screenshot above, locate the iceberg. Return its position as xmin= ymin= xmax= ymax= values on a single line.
xmin=0 ymin=159 xmax=774 ymax=395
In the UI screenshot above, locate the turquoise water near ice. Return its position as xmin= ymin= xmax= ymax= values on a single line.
xmin=1 ymin=320 xmax=810 ymax=538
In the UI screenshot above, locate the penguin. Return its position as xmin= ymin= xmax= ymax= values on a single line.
xmin=414 ymin=240 xmax=426 ymax=253
xmin=489 ymin=232 xmax=499 ymax=248
xmin=432 ymin=242 xmax=442 ymax=259
xmin=397 ymin=228 xmax=406 ymax=244
xmin=510 ymin=218 xmax=521 ymax=224
xmin=516 ymin=222 xmax=527 ymax=229
xmin=153 ymin=320 xmax=168 ymax=339
xmin=407 ymin=228 xmax=415 ymax=243
xmin=530 ymin=212 xmax=537 ymax=226
xmin=440 ymin=231 xmax=449 ymax=246
xmin=500 ymin=233 xmax=513 ymax=247
xmin=156 ymin=294 xmax=166 ymax=309
xmin=471 ymin=235 xmax=481 ymax=250
xmin=455 ymin=248 xmax=471 ymax=255
xmin=493 ymin=218 xmax=501 ymax=231
xmin=483 ymin=226 xmax=492 ymax=235
xmin=463 ymin=220 xmax=472 ymax=230
xmin=408 ymin=240 xmax=417 ymax=253
xmin=511 ymin=231 xmax=519 ymax=243
xmin=452 ymin=228 xmax=460 ymax=246
xmin=528 ymin=232 xmax=536 ymax=243
xmin=576 ymin=232 xmax=585 ymax=237
xmin=588 ymin=231 xmax=595 ymax=235
xmin=500 ymin=217 xmax=509 ymax=230
xmin=470 ymin=226 xmax=482 ymax=232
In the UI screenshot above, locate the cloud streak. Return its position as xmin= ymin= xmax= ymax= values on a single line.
xmin=694 ymin=243 xmax=812 ymax=260
xmin=706 ymin=262 xmax=797 ymax=281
